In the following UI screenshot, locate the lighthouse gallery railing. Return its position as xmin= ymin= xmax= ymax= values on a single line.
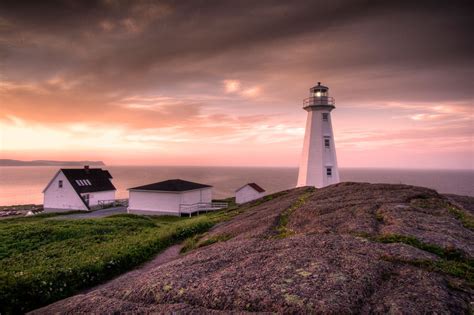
xmin=303 ymin=96 xmax=335 ymax=106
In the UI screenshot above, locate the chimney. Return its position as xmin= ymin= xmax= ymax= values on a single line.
xmin=84 ymin=165 xmax=90 ymax=174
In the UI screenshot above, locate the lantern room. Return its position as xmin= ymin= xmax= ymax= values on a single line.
xmin=310 ymin=82 xmax=329 ymax=97
xmin=303 ymin=82 xmax=335 ymax=109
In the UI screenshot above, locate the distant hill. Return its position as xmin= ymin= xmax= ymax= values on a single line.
xmin=0 ymin=159 xmax=106 ymax=167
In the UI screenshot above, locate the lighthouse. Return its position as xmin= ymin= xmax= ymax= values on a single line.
xmin=297 ymin=82 xmax=340 ymax=188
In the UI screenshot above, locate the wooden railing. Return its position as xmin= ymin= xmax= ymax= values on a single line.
xmin=179 ymin=202 xmax=228 ymax=216
xmin=97 ymin=199 xmax=128 ymax=208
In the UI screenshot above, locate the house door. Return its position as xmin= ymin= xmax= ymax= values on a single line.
xmin=83 ymin=194 xmax=90 ymax=206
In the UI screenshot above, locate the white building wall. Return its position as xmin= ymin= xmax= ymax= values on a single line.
xmin=297 ymin=108 xmax=340 ymax=188
xmin=43 ymin=171 xmax=88 ymax=212
xmin=128 ymin=190 xmax=180 ymax=214
xmin=323 ymin=112 xmax=340 ymax=186
xmin=82 ymin=190 xmax=115 ymax=207
xmin=235 ymin=186 xmax=265 ymax=204
xmin=128 ymin=188 xmax=213 ymax=216
xmin=180 ymin=188 xmax=212 ymax=204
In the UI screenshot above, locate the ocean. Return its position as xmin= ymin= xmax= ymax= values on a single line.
xmin=0 ymin=166 xmax=472 ymax=206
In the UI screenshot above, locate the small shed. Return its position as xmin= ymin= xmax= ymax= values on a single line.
xmin=127 ymin=179 xmax=213 ymax=216
xmin=235 ymin=183 xmax=266 ymax=204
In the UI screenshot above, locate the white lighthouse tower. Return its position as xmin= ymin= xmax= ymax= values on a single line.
xmin=297 ymin=82 xmax=340 ymax=188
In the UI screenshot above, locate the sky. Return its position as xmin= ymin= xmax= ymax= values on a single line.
xmin=0 ymin=0 xmax=473 ymax=169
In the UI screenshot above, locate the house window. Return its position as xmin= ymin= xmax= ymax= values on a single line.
xmin=58 ymin=180 xmax=63 ymax=188
xmin=322 ymin=113 xmax=329 ymax=121
xmin=76 ymin=179 xmax=91 ymax=186
xmin=326 ymin=167 xmax=332 ymax=176
xmin=324 ymin=138 xmax=330 ymax=148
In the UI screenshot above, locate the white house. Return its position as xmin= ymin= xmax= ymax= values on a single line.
xmin=43 ymin=166 xmax=116 ymax=212
xmin=127 ymin=179 xmax=213 ymax=216
xmin=235 ymin=183 xmax=266 ymax=204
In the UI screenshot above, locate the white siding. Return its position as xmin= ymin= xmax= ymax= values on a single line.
xmin=128 ymin=187 xmax=213 ymax=215
xmin=180 ymin=188 xmax=212 ymax=204
xmin=236 ymin=185 xmax=265 ymax=204
xmin=43 ymin=171 xmax=88 ymax=212
xmin=128 ymin=191 xmax=181 ymax=214
xmin=81 ymin=190 xmax=115 ymax=207
xmin=297 ymin=109 xmax=340 ymax=188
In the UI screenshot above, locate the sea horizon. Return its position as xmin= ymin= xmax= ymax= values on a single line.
xmin=1 ymin=165 xmax=473 ymax=206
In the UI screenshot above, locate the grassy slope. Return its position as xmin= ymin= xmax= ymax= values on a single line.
xmin=0 ymin=213 xmax=222 ymax=313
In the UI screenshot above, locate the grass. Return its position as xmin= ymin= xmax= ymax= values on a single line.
xmin=179 ymin=190 xmax=297 ymax=252
xmin=180 ymin=233 xmax=233 ymax=253
xmin=0 ymin=189 xmax=309 ymax=313
xmin=274 ymin=188 xmax=315 ymax=238
xmin=446 ymin=204 xmax=474 ymax=231
xmin=411 ymin=196 xmax=474 ymax=231
xmin=365 ymin=233 xmax=473 ymax=284
xmin=0 ymin=213 xmax=219 ymax=313
xmin=374 ymin=234 xmax=465 ymax=261
xmin=381 ymin=256 xmax=473 ymax=286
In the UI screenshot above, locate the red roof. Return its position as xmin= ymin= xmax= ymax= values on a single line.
xmin=248 ymin=183 xmax=265 ymax=193
xmin=237 ymin=183 xmax=265 ymax=193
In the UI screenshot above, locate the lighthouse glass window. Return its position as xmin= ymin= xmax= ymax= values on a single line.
xmin=322 ymin=113 xmax=329 ymax=121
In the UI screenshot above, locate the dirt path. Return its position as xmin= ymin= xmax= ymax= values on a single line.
xmin=81 ymin=243 xmax=183 ymax=294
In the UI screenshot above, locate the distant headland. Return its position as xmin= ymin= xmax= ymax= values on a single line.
xmin=0 ymin=159 xmax=105 ymax=167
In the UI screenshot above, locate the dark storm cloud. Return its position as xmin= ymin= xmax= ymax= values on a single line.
xmin=2 ymin=0 xmax=473 ymax=76
xmin=1 ymin=0 xmax=473 ymax=115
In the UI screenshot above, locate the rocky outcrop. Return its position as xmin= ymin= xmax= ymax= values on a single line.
xmin=33 ymin=183 xmax=474 ymax=314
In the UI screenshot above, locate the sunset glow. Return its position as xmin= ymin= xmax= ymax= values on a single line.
xmin=0 ymin=1 xmax=472 ymax=169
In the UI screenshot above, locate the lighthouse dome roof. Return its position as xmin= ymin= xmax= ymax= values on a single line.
xmin=310 ymin=82 xmax=329 ymax=92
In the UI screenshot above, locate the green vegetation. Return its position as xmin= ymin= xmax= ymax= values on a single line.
xmin=410 ymin=196 xmax=442 ymax=209
xmin=181 ymin=233 xmax=232 ymax=253
xmin=0 ymin=213 xmax=218 ymax=313
xmin=253 ymin=190 xmax=289 ymax=205
xmin=180 ymin=190 xmax=296 ymax=252
xmin=368 ymin=233 xmax=473 ymax=284
xmin=381 ymin=256 xmax=473 ymax=286
xmin=375 ymin=212 xmax=385 ymax=223
xmin=374 ymin=234 xmax=465 ymax=261
xmin=411 ymin=196 xmax=474 ymax=231
xmin=274 ymin=188 xmax=315 ymax=238
xmin=0 ymin=190 xmax=291 ymax=314
xmin=446 ymin=204 xmax=474 ymax=231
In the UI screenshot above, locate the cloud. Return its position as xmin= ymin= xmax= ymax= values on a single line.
xmin=241 ymin=86 xmax=261 ymax=98
xmin=0 ymin=0 xmax=472 ymax=167
xmin=410 ymin=114 xmax=442 ymax=121
xmin=223 ymin=80 xmax=241 ymax=93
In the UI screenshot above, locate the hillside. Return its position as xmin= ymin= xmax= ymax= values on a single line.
xmin=0 ymin=159 xmax=105 ymax=167
xmin=33 ymin=183 xmax=473 ymax=314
